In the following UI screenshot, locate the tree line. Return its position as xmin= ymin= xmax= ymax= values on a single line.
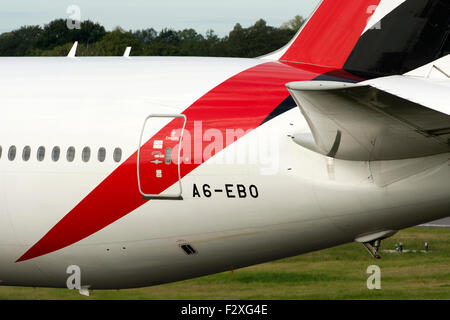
xmin=0 ymin=16 xmax=305 ymax=57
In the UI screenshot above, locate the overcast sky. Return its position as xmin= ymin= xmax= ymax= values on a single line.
xmin=0 ymin=0 xmax=321 ymax=35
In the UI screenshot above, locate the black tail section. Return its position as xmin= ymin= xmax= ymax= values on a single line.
xmin=344 ymin=0 xmax=450 ymax=78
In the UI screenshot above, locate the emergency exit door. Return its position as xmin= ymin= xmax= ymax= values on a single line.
xmin=137 ymin=114 xmax=187 ymax=200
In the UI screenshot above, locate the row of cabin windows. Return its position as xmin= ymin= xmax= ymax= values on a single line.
xmin=0 ymin=146 xmax=122 ymax=163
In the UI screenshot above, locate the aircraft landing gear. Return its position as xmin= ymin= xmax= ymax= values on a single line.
xmin=362 ymin=239 xmax=382 ymax=259
xmin=355 ymin=230 xmax=397 ymax=259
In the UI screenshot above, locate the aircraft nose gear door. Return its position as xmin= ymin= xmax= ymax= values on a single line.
xmin=137 ymin=114 xmax=187 ymax=200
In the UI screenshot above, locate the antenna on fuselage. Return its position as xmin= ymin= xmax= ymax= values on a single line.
xmin=68 ymin=41 xmax=78 ymax=58
xmin=123 ymin=46 xmax=132 ymax=58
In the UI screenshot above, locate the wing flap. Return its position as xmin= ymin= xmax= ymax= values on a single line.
xmin=286 ymin=80 xmax=450 ymax=161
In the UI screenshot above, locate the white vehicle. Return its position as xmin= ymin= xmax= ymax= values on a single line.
xmin=0 ymin=0 xmax=449 ymax=290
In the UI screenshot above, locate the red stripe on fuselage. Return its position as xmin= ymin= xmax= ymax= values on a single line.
xmin=17 ymin=61 xmax=334 ymax=262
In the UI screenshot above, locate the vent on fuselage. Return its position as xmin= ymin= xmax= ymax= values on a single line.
xmin=180 ymin=244 xmax=197 ymax=255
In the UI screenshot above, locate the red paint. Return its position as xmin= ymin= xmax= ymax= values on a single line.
xmin=280 ymin=0 xmax=381 ymax=68
xmin=17 ymin=61 xmax=327 ymax=262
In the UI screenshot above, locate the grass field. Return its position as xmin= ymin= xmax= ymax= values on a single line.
xmin=1 ymin=228 xmax=449 ymax=300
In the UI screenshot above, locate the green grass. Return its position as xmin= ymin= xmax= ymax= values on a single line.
xmin=1 ymin=228 xmax=449 ymax=300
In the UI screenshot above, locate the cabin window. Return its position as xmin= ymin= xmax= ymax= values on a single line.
xmin=8 ymin=146 xmax=16 ymax=161
xmin=22 ymin=146 xmax=31 ymax=161
xmin=2 ymin=145 xmax=124 ymax=163
xmin=82 ymin=147 xmax=91 ymax=162
xmin=98 ymin=147 xmax=106 ymax=162
xmin=66 ymin=147 xmax=75 ymax=162
xmin=113 ymin=148 xmax=122 ymax=162
xmin=37 ymin=146 xmax=45 ymax=161
xmin=52 ymin=146 xmax=60 ymax=162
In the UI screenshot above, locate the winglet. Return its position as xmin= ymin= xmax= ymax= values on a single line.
xmin=68 ymin=41 xmax=78 ymax=58
xmin=123 ymin=47 xmax=132 ymax=58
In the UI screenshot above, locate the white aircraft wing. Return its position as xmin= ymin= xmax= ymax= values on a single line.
xmin=286 ymin=76 xmax=450 ymax=161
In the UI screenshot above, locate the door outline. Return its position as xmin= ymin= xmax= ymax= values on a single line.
xmin=137 ymin=113 xmax=187 ymax=200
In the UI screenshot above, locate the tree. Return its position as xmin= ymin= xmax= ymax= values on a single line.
xmin=77 ymin=21 xmax=107 ymax=44
xmin=224 ymin=19 xmax=296 ymax=58
xmin=133 ymin=28 xmax=158 ymax=45
xmin=203 ymin=29 xmax=224 ymax=56
xmin=178 ymin=29 xmax=205 ymax=56
xmin=0 ymin=26 xmax=42 ymax=56
xmin=156 ymin=28 xmax=181 ymax=46
xmin=280 ymin=15 xmax=305 ymax=31
xmin=0 ymin=15 xmax=304 ymax=58
xmin=37 ymin=19 xmax=106 ymax=50
xmin=178 ymin=29 xmax=204 ymax=42
xmin=95 ymin=28 xmax=145 ymax=56
xmin=226 ymin=23 xmax=248 ymax=57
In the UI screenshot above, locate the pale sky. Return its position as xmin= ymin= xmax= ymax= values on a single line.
xmin=0 ymin=0 xmax=321 ymax=35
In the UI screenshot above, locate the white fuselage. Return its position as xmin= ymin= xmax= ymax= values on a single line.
xmin=0 ymin=57 xmax=449 ymax=289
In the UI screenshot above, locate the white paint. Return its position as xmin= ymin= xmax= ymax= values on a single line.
xmin=363 ymin=75 xmax=450 ymax=116
xmin=67 ymin=42 xmax=78 ymax=58
xmin=405 ymin=54 xmax=450 ymax=79
xmin=363 ymin=0 xmax=406 ymax=34
xmin=123 ymin=47 xmax=132 ymax=58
